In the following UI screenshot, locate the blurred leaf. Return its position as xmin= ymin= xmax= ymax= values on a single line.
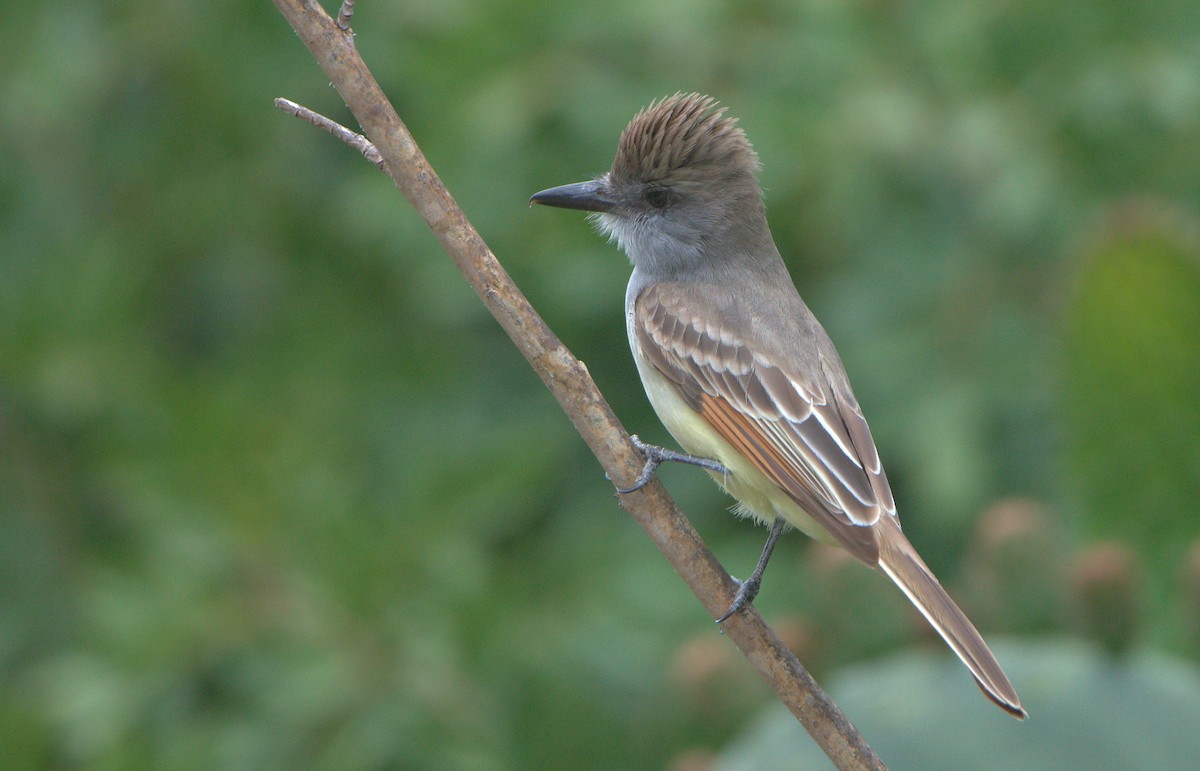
xmin=1063 ymin=206 xmax=1200 ymax=597
xmin=715 ymin=640 xmax=1200 ymax=771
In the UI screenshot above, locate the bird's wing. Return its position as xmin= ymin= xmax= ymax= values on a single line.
xmin=635 ymin=283 xmax=896 ymax=565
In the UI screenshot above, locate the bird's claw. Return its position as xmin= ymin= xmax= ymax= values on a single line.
xmin=616 ymin=436 xmax=730 ymax=494
xmin=616 ymin=436 xmax=663 ymax=494
xmin=716 ymin=574 xmax=762 ymax=623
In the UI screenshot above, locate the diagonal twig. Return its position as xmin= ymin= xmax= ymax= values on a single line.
xmin=275 ymin=98 xmax=382 ymax=168
xmin=271 ymin=1 xmax=885 ymax=769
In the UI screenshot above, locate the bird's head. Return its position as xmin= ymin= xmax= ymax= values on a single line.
xmin=532 ymin=93 xmax=767 ymax=277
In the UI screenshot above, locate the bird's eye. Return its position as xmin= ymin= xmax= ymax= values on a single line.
xmin=644 ymin=188 xmax=671 ymax=209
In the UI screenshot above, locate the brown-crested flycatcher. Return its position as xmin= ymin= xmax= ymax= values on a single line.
xmin=531 ymin=93 xmax=1024 ymax=718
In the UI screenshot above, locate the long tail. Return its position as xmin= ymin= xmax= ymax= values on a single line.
xmin=876 ymin=519 xmax=1026 ymax=719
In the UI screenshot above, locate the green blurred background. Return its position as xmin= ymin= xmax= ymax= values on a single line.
xmin=4 ymin=1 xmax=1200 ymax=768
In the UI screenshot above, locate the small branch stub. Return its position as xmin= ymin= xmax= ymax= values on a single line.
xmin=336 ymin=0 xmax=354 ymax=31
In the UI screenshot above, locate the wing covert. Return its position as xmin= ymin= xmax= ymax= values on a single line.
xmin=635 ymin=284 xmax=897 ymax=562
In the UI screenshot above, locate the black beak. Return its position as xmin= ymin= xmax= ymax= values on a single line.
xmin=529 ymin=180 xmax=616 ymax=213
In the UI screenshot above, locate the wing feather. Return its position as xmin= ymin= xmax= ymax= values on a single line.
xmin=636 ymin=284 xmax=897 ymax=564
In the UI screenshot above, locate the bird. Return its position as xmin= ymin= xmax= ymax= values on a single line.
xmin=530 ymin=93 xmax=1025 ymax=718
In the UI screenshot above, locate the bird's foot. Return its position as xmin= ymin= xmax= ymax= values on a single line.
xmin=615 ymin=435 xmax=728 ymax=494
xmin=716 ymin=574 xmax=763 ymax=623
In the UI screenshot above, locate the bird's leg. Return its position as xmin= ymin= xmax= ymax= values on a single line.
xmin=616 ymin=435 xmax=730 ymax=494
xmin=717 ymin=516 xmax=786 ymax=623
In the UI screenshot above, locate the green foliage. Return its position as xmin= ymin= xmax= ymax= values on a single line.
xmin=1062 ymin=211 xmax=1200 ymax=648
xmin=1064 ymin=214 xmax=1200 ymax=560
xmin=3 ymin=0 xmax=1200 ymax=767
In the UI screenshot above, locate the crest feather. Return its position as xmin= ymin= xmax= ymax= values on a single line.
xmin=611 ymin=93 xmax=759 ymax=184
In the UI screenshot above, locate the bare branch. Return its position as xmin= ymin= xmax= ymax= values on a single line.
xmin=272 ymin=1 xmax=885 ymax=768
xmin=274 ymin=98 xmax=383 ymax=168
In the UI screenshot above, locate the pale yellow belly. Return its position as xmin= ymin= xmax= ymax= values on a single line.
xmin=632 ymin=349 xmax=838 ymax=547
